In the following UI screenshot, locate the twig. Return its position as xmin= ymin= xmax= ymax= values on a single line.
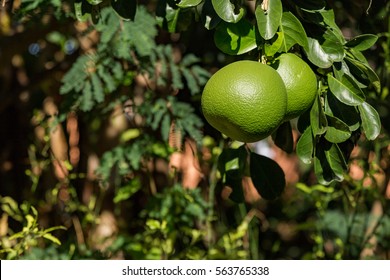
xmin=72 ymin=216 xmax=85 ymax=246
xmin=366 ymin=0 xmax=373 ymax=15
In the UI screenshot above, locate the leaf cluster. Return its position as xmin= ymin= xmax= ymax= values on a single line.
xmin=165 ymin=0 xmax=383 ymax=188
xmin=0 ymin=196 xmax=66 ymax=259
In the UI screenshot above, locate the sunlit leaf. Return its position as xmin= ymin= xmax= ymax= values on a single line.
xmin=322 ymin=29 xmax=345 ymax=61
xmin=214 ymin=19 xmax=257 ymax=55
xmin=279 ymin=12 xmax=308 ymax=52
xmin=296 ymin=127 xmax=314 ymax=164
xmin=212 ymin=0 xmax=245 ymax=23
xmin=306 ymin=38 xmax=332 ymax=68
xmin=346 ymin=34 xmax=378 ymax=51
xmin=74 ymin=0 xmax=92 ymax=22
xmin=201 ymin=0 xmax=221 ymax=30
xmin=86 ymin=0 xmax=104 ymax=5
xmin=314 ymin=141 xmax=346 ymax=185
xmin=217 ymin=145 xmax=247 ymax=176
xmin=327 ymin=74 xmax=365 ymax=106
xmin=358 ymin=102 xmax=381 ymax=140
xmin=43 ymin=233 xmax=62 ymax=245
xmin=264 ymin=32 xmax=284 ymax=57
xmin=326 ymin=93 xmax=360 ymax=132
xmin=345 ymin=56 xmax=381 ymax=93
xmin=177 ymin=0 xmax=203 ymax=8
xmin=113 ymin=178 xmax=141 ymax=203
xmin=255 ymin=0 xmax=282 ymax=40
xmin=324 ymin=114 xmax=351 ymax=143
xmin=310 ymin=94 xmax=327 ymax=136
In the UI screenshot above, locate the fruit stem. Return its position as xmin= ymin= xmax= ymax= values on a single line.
xmin=260 ymin=54 xmax=267 ymax=64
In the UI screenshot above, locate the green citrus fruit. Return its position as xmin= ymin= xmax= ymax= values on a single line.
xmin=273 ymin=53 xmax=318 ymax=121
xmin=201 ymin=60 xmax=287 ymax=143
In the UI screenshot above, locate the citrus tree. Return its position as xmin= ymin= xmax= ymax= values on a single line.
xmin=36 ymin=0 xmax=382 ymax=198
xmin=56 ymin=0 xmax=383 ymax=200
xmin=1 ymin=0 xmax=389 ymax=259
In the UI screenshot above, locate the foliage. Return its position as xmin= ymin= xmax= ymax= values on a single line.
xmin=0 ymin=0 xmax=389 ymax=260
xmin=0 ymin=196 xmax=65 ymax=259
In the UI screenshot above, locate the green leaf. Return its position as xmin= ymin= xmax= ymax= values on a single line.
xmin=306 ymin=38 xmax=333 ymax=68
xmin=322 ymin=29 xmax=345 ymax=61
xmin=264 ymin=32 xmax=284 ymax=57
xmin=271 ymin=121 xmax=293 ymax=153
xmin=86 ymin=0 xmax=103 ymax=5
xmin=43 ymin=233 xmax=61 ymax=245
xmin=314 ymin=141 xmax=346 ymax=185
xmin=358 ymin=102 xmax=381 ymax=140
xmin=345 ymin=56 xmax=381 ymax=93
xmin=296 ymin=127 xmax=314 ymax=164
xmin=80 ymin=80 xmax=93 ymax=111
xmin=177 ymin=0 xmax=203 ymax=8
xmin=42 ymin=226 xmax=67 ymax=233
xmin=326 ymin=93 xmax=360 ymax=132
xmin=332 ymin=61 xmax=367 ymax=89
xmin=113 ymin=179 xmax=141 ymax=203
xmin=217 ymin=145 xmax=248 ymax=203
xmin=324 ymin=114 xmax=352 ymax=143
xmin=120 ymin=129 xmax=141 ymax=142
xmin=201 ymin=0 xmax=221 ymax=30
xmin=91 ymin=73 xmax=104 ymax=103
xmin=162 ymin=5 xmax=181 ymax=33
xmin=217 ymin=145 xmax=247 ymax=176
xmin=161 ymin=114 xmax=171 ymax=142
xmin=111 ymin=0 xmax=137 ymax=21
xmin=310 ymin=94 xmax=327 ymax=136
xmin=212 ymin=0 xmax=245 ymax=23
xmin=214 ymin=19 xmax=257 ymax=55
xmin=249 ymin=152 xmax=285 ymax=200
xmin=74 ymin=0 xmax=92 ymax=22
xmin=279 ymin=12 xmax=308 ymax=52
xmin=345 ymin=34 xmax=378 ymax=51
xmin=255 ymin=0 xmax=282 ymax=40
xmin=327 ymin=74 xmax=365 ymax=106
xmin=320 ymin=10 xmax=345 ymax=43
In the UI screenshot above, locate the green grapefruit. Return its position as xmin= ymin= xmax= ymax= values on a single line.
xmin=201 ymin=60 xmax=287 ymax=143
xmin=273 ymin=53 xmax=318 ymax=121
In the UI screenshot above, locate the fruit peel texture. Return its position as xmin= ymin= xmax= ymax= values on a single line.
xmin=201 ymin=61 xmax=287 ymax=143
xmin=274 ymin=53 xmax=318 ymax=121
